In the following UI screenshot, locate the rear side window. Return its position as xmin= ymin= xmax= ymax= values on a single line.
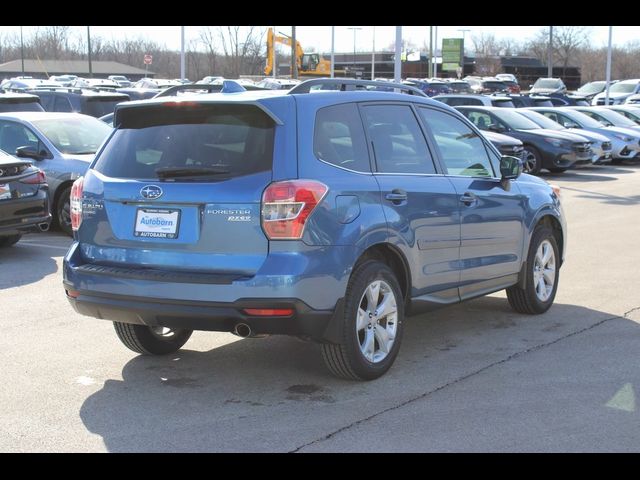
xmin=493 ymin=100 xmax=515 ymax=108
xmin=361 ymin=104 xmax=436 ymax=174
xmin=54 ymin=96 xmax=73 ymax=112
xmin=94 ymin=103 xmax=275 ymax=180
xmin=314 ymin=103 xmax=370 ymax=172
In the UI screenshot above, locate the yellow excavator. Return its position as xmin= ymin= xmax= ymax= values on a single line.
xmin=264 ymin=28 xmax=334 ymax=77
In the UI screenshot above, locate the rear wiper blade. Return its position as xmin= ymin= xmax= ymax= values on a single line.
xmin=155 ymin=166 xmax=230 ymax=178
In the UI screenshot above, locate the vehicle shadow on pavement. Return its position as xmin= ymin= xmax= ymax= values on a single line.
xmin=78 ymin=297 xmax=638 ymax=452
xmin=541 ymin=165 xmax=638 ymax=182
xmin=0 ymin=242 xmax=59 ymax=289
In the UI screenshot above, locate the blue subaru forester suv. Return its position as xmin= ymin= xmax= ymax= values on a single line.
xmin=63 ymin=79 xmax=566 ymax=380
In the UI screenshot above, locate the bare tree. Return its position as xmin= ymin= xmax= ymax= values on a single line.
xmin=199 ymin=27 xmax=220 ymax=76
xmin=215 ymin=26 xmax=265 ymax=77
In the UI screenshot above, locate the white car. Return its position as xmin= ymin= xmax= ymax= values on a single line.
xmin=496 ymin=73 xmax=517 ymax=83
xmin=592 ymin=79 xmax=640 ymax=105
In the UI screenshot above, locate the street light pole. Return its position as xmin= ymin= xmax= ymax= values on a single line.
xmin=87 ymin=26 xmax=93 ymax=78
xmin=428 ymin=26 xmax=433 ymax=78
xmin=394 ymin=26 xmax=402 ymax=83
xmin=180 ymin=26 xmax=186 ymax=81
xmin=347 ymin=27 xmax=361 ymax=76
xmin=457 ymin=29 xmax=470 ymax=55
xmin=371 ymin=26 xmax=375 ymax=80
xmin=548 ymin=26 xmax=553 ymax=78
xmin=20 ymin=26 xmax=24 ymax=75
xmin=330 ymin=26 xmax=335 ymax=78
xmin=605 ymin=26 xmax=613 ymax=106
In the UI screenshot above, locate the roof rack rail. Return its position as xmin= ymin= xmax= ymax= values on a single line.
xmin=288 ymin=78 xmax=427 ymax=97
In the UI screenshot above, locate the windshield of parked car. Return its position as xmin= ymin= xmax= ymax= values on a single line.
xmin=609 ymin=82 xmax=638 ymax=94
xmin=491 ymin=109 xmax=541 ymax=130
xmin=518 ymin=110 xmax=564 ymax=130
xmin=590 ymin=109 xmax=637 ymax=127
xmin=533 ymin=79 xmax=562 ymax=89
xmin=33 ymin=116 xmax=112 ymax=155
xmin=562 ymin=110 xmax=606 ymax=128
xmin=577 ymin=81 xmax=605 ymax=95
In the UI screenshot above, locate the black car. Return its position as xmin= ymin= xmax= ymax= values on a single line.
xmin=27 ymin=88 xmax=130 ymax=117
xmin=456 ymin=106 xmax=593 ymax=174
xmin=0 ymin=91 xmax=44 ymax=113
xmin=545 ymin=93 xmax=591 ymax=107
xmin=482 ymin=130 xmax=525 ymax=160
xmin=0 ymin=150 xmax=50 ymax=247
xmin=508 ymin=94 xmax=554 ymax=108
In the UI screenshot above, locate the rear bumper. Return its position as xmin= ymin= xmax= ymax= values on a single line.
xmin=0 ymin=189 xmax=51 ymax=235
xmin=63 ymin=287 xmax=338 ymax=340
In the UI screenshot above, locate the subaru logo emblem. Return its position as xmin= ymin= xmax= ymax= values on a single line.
xmin=140 ymin=185 xmax=163 ymax=199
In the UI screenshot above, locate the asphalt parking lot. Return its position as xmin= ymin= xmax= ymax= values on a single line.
xmin=1 ymin=163 xmax=639 ymax=452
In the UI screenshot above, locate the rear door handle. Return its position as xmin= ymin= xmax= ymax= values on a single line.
xmin=460 ymin=192 xmax=478 ymax=206
xmin=385 ymin=189 xmax=407 ymax=205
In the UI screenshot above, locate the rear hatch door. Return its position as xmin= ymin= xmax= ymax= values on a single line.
xmin=80 ymin=101 xmax=277 ymax=276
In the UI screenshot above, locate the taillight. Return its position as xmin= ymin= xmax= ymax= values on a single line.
xmin=19 ymin=170 xmax=46 ymax=184
xmin=261 ymin=180 xmax=328 ymax=240
xmin=70 ymin=176 xmax=84 ymax=232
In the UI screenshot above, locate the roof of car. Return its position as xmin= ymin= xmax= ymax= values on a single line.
xmin=28 ymin=87 xmax=128 ymax=98
xmin=0 ymin=91 xmax=40 ymax=100
xmin=0 ymin=111 xmax=98 ymax=122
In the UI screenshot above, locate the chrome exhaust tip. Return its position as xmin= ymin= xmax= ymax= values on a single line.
xmin=233 ymin=323 xmax=252 ymax=338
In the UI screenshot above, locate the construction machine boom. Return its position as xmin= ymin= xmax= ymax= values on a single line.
xmin=264 ymin=28 xmax=333 ymax=77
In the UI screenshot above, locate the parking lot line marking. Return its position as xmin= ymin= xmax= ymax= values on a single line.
xmin=18 ymin=242 xmax=70 ymax=251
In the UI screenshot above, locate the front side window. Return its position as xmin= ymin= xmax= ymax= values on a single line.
xmin=461 ymin=110 xmax=502 ymax=132
xmin=361 ymin=104 xmax=436 ymax=175
xmin=419 ymin=108 xmax=494 ymax=177
xmin=313 ymin=103 xmax=370 ymax=172
xmin=0 ymin=121 xmax=40 ymax=155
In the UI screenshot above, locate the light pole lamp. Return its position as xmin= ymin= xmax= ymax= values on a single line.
xmin=347 ymin=27 xmax=362 ymax=75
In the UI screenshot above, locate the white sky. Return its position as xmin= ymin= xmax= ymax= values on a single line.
xmin=1 ymin=26 xmax=638 ymax=55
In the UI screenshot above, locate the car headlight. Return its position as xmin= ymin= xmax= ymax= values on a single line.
xmin=612 ymin=133 xmax=634 ymax=142
xmin=543 ymin=137 xmax=571 ymax=148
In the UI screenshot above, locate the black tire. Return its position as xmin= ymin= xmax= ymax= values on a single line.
xmin=321 ymin=260 xmax=404 ymax=380
xmin=522 ymin=145 xmax=542 ymax=175
xmin=54 ymin=185 xmax=72 ymax=237
xmin=507 ymin=226 xmax=560 ymax=314
xmin=548 ymin=167 xmax=567 ymax=173
xmin=0 ymin=234 xmax=22 ymax=248
xmin=113 ymin=322 xmax=193 ymax=355
xmin=610 ymin=158 xmax=624 ymax=165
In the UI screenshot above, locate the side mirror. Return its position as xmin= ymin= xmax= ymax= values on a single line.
xmin=529 ymin=84 xmax=534 ymax=88
xmin=15 ymin=145 xmax=44 ymax=160
xmin=563 ymin=121 xmax=578 ymax=128
xmin=500 ymin=155 xmax=523 ymax=180
xmin=488 ymin=123 xmax=505 ymax=133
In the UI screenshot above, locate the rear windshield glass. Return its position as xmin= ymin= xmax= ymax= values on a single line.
xmin=482 ymin=81 xmax=507 ymax=90
xmin=94 ymin=103 xmax=275 ymax=180
xmin=0 ymin=101 xmax=44 ymax=112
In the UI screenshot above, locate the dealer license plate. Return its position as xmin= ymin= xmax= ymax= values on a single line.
xmin=134 ymin=208 xmax=181 ymax=239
